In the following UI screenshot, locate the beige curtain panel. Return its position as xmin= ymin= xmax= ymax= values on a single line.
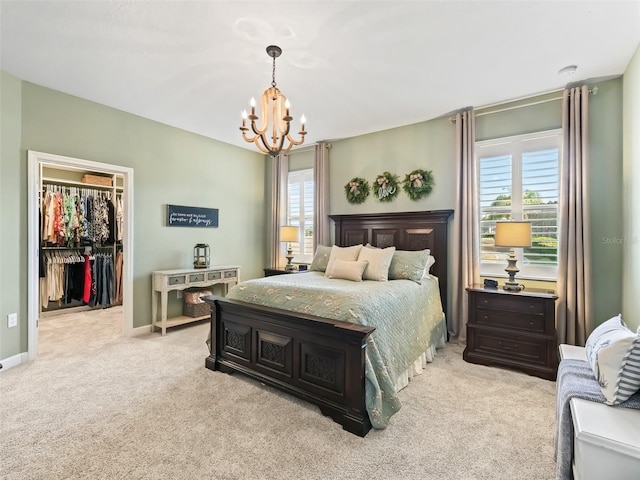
xmin=451 ymin=109 xmax=480 ymax=344
xmin=313 ymin=143 xmax=330 ymax=249
xmin=268 ymin=153 xmax=289 ymax=268
xmin=556 ymin=85 xmax=592 ymax=346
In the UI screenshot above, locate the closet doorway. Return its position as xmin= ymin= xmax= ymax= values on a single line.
xmin=27 ymin=151 xmax=134 ymax=360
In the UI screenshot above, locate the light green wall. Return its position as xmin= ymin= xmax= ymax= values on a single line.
xmin=1 ymin=76 xmax=265 ymax=358
xmin=622 ymin=44 xmax=640 ymax=333
xmin=587 ymin=78 xmax=624 ymax=331
xmin=476 ymin=91 xmax=562 ymax=141
xmin=0 ymin=71 xmax=25 ymax=359
xmin=289 ymin=148 xmax=314 ymax=171
xmin=330 ymin=117 xmax=457 ymax=214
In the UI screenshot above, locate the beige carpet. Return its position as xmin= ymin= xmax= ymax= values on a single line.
xmin=1 ymin=307 xmax=557 ymax=479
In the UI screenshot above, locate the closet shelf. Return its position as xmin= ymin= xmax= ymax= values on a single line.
xmin=42 ymin=176 xmax=123 ymax=191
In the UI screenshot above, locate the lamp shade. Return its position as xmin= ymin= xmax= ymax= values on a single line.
xmin=494 ymin=221 xmax=532 ymax=248
xmin=280 ymin=225 xmax=299 ymax=243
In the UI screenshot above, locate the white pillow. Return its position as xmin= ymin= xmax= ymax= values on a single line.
xmin=327 ymin=259 xmax=368 ymax=282
xmin=357 ymin=245 xmax=396 ymax=281
xmin=324 ymin=244 xmax=363 ymax=277
xmin=585 ymin=314 xmax=640 ymax=405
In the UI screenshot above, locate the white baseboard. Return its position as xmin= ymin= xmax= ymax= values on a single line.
xmin=131 ymin=324 xmax=152 ymax=336
xmin=0 ymin=352 xmax=29 ymax=372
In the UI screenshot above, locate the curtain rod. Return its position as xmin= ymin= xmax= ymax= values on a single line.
xmin=451 ymin=86 xmax=598 ymax=122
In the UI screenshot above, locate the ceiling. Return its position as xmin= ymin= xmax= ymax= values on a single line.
xmin=1 ymin=1 xmax=639 ymax=152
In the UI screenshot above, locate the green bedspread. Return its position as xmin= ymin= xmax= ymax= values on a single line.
xmin=224 ymin=271 xmax=446 ymax=429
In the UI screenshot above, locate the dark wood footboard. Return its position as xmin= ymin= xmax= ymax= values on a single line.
xmin=204 ymin=296 xmax=375 ymax=436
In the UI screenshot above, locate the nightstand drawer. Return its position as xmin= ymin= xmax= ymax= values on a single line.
xmin=224 ymin=270 xmax=238 ymax=279
xmin=474 ymin=310 xmax=546 ymax=333
xmin=473 ymin=294 xmax=545 ymax=315
xmin=471 ymin=328 xmax=549 ymax=366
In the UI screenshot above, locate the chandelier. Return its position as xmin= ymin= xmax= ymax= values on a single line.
xmin=240 ymin=45 xmax=307 ymax=156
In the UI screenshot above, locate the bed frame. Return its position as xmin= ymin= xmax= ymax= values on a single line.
xmin=204 ymin=210 xmax=453 ymax=436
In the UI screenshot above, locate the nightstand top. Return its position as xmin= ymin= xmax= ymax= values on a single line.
xmin=467 ymin=284 xmax=558 ymax=300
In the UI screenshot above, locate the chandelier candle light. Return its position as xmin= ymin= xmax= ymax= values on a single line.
xmin=494 ymin=221 xmax=532 ymax=292
xmin=240 ymin=45 xmax=307 ymax=156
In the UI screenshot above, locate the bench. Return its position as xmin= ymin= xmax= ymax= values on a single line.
xmin=558 ymin=344 xmax=640 ymax=480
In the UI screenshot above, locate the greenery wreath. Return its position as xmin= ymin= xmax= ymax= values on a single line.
xmin=344 ymin=177 xmax=370 ymax=204
xmin=373 ymin=171 xmax=400 ymax=202
xmin=402 ymin=169 xmax=435 ymax=201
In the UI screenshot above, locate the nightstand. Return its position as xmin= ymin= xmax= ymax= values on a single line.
xmin=263 ymin=268 xmax=305 ymax=277
xmin=463 ymin=285 xmax=559 ymax=380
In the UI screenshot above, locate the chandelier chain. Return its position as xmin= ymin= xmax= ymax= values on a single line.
xmin=271 ymin=55 xmax=277 ymax=87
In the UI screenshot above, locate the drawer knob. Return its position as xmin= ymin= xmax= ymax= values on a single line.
xmin=483 ymin=299 xmax=489 ymax=304
xmin=529 ymin=321 xmax=534 ymax=325
xmin=529 ymin=305 xmax=535 ymax=309
xmin=483 ymin=315 xmax=489 ymax=320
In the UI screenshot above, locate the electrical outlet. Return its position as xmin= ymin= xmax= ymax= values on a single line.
xmin=7 ymin=313 xmax=17 ymax=328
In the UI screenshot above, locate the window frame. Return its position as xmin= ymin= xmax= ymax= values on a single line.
xmin=286 ymin=168 xmax=314 ymax=264
xmin=476 ymin=129 xmax=562 ymax=281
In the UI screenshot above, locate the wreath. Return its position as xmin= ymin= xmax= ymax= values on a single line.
xmin=344 ymin=177 xmax=370 ymax=204
xmin=373 ymin=171 xmax=399 ymax=202
xmin=402 ymin=169 xmax=435 ymax=201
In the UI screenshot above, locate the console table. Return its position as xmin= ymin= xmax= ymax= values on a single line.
xmin=151 ymin=266 xmax=240 ymax=335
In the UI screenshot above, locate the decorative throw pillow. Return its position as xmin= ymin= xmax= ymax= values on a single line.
xmin=324 ymin=244 xmax=363 ymax=277
xmin=326 ymin=259 xmax=368 ymax=282
xmin=310 ymin=245 xmax=332 ymax=272
xmin=357 ymin=245 xmax=396 ymax=281
xmin=388 ymin=249 xmax=430 ymax=282
xmin=585 ymin=314 xmax=640 ymax=405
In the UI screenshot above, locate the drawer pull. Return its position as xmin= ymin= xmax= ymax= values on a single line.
xmin=483 ymin=315 xmax=489 ymax=320
xmin=483 ymin=299 xmax=489 ymax=304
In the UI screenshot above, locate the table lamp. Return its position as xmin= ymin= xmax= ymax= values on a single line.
xmin=280 ymin=225 xmax=299 ymax=271
xmin=494 ymin=221 xmax=532 ymax=292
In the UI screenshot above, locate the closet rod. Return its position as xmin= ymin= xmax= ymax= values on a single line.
xmin=40 ymin=161 xmax=125 ymax=179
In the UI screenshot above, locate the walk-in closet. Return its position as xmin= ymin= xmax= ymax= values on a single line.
xmin=29 ymin=152 xmax=133 ymax=359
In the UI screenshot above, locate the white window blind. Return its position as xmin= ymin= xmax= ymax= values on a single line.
xmin=287 ymin=168 xmax=314 ymax=263
xmin=476 ymin=130 xmax=561 ymax=280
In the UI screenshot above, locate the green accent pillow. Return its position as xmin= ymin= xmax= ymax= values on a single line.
xmin=310 ymin=245 xmax=332 ymax=272
xmin=388 ymin=249 xmax=430 ymax=282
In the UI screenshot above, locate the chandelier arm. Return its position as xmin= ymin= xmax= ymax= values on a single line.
xmin=285 ymin=133 xmax=306 ymax=147
xmin=241 ymin=128 xmax=261 ymax=144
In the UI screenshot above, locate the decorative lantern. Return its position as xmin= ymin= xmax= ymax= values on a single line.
xmin=193 ymin=243 xmax=210 ymax=269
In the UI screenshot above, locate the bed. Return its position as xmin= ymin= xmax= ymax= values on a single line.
xmin=204 ymin=210 xmax=453 ymax=436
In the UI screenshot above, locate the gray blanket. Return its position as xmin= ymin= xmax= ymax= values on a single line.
xmin=554 ymin=359 xmax=640 ymax=480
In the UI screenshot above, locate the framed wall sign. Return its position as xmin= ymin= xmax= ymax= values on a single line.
xmin=166 ymin=204 xmax=219 ymax=228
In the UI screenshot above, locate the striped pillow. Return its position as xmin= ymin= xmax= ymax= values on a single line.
xmin=585 ymin=314 xmax=640 ymax=405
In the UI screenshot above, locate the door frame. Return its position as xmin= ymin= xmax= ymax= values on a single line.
xmin=27 ymin=150 xmax=134 ymax=360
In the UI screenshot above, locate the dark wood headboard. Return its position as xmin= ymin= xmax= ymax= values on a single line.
xmin=329 ymin=210 xmax=453 ymax=319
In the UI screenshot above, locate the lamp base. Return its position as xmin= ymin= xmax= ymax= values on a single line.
xmin=503 ymin=248 xmax=524 ymax=292
xmin=284 ymin=248 xmax=296 ymax=271
xmin=503 ymin=281 xmax=525 ymax=292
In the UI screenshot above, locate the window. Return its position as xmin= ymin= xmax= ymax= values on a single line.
xmin=287 ymin=168 xmax=314 ymax=263
xmin=476 ymin=130 xmax=561 ymax=280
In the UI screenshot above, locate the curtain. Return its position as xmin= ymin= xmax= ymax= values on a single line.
xmin=267 ymin=154 xmax=289 ymax=268
xmin=451 ymin=109 xmax=480 ymax=344
xmin=556 ymin=86 xmax=592 ymax=346
xmin=313 ymin=143 xmax=330 ymax=249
